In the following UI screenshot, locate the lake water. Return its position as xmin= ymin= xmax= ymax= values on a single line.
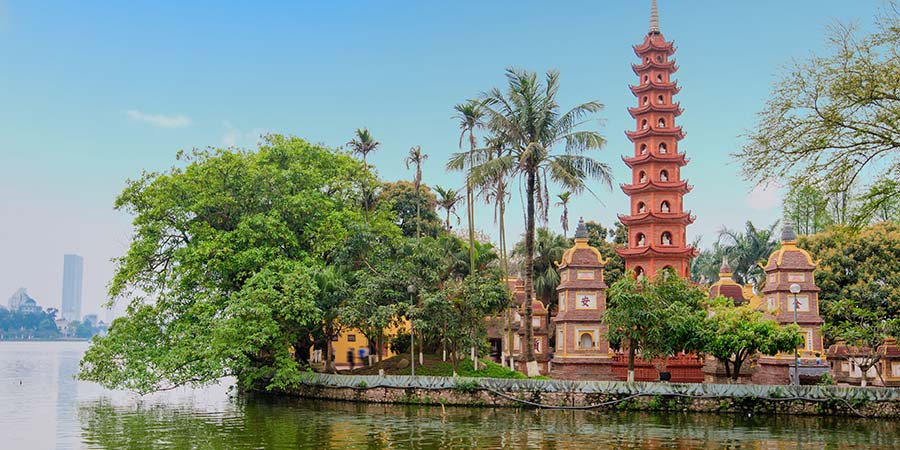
xmin=1 ymin=341 xmax=899 ymax=449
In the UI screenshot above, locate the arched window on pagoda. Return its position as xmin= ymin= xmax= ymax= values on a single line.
xmin=660 ymin=201 xmax=671 ymax=213
xmin=579 ymin=332 xmax=594 ymax=349
xmin=635 ymin=266 xmax=645 ymax=278
xmin=640 ymin=144 xmax=648 ymax=155
xmin=659 ymin=143 xmax=668 ymax=154
xmin=658 ymin=118 xmax=666 ymax=128
xmin=639 ymin=171 xmax=647 ymax=183
xmin=643 ymin=75 xmax=649 ymax=84
xmin=656 ymin=74 xmax=663 ymax=82
xmin=642 ymin=96 xmax=649 ymax=106
xmin=657 ymin=95 xmax=665 ymax=105
xmin=641 ymin=119 xmax=648 ymax=130
xmin=656 ymin=55 xmax=663 ymax=63
xmin=660 ymin=170 xmax=669 ymax=181
xmin=661 ymin=232 xmax=673 ymax=246
xmin=636 ymin=233 xmax=647 ymax=247
xmin=637 ymin=202 xmax=646 ymax=214
xmin=645 ymin=57 xmax=650 ymax=64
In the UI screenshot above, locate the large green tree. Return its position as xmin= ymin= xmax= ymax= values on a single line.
xmin=738 ymin=2 xmax=900 ymax=225
xmin=702 ymin=298 xmax=804 ymax=382
xmin=377 ymin=181 xmax=442 ymax=238
xmin=450 ymin=68 xmax=611 ymax=376
xmin=79 ymin=136 xmax=388 ymax=393
xmin=603 ymin=269 xmax=707 ymax=382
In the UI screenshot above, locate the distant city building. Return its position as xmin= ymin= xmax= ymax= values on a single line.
xmin=61 ymin=254 xmax=84 ymax=321
xmin=6 ymin=288 xmax=43 ymax=314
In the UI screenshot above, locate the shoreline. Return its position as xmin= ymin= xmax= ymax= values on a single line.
xmin=270 ymin=373 xmax=900 ymax=419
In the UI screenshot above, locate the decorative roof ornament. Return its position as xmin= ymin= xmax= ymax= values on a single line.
xmin=649 ymin=0 xmax=661 ymax=35
xmin=574 ymin=217 xmax=588 ymax=239
xmin=719 ymin=256 xmax=732 ymax=274
xmin=781 ymin=220 xmax=797 ymax=242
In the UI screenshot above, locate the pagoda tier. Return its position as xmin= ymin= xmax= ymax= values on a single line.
xmin=633 ymin=40 xmax=675 ymax=56
xmin=630 ymin=81 xmax=680 ymax=95
xmin=617 ymin=245 xmax=698 ymax=258
xmin=625 ymin=126 xmax=685 ymax=142
xmin=628 ymin=103 xmax=683 ymax=118
xmin=618 ymin=211 xmax=695 ymax=226
xmin=620 ymin=180 xmax=692 ymax=195
xmin=632 ymin=60 xmax=678 ymax=75
xmin=616 ymin=0 xmax=696 ymax=279
xmin=622 ymin=153 xmax=688 ymax=168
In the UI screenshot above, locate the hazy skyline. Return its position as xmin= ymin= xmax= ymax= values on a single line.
xmin=0 ymin=0 xmax=884 ymax=315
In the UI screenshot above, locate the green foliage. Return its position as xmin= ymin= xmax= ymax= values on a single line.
xmin=784 ymin=181 xmax=832 ymax=235
xmin=80 ymin=135 xmax=380 ymax=394
xmin=701 ymin=297 xmax=804 ymax=381
xmin=0 ymin=308 xmax=61 ymax=340
xmin=604 ymin=269 xmax=707 ymax=371
xmin=738 ymin=2 xmax=900 ymax=225
xmin=390 ymin=331 xmax=412 ymax=355
xmin=452 ymin=379 xmax=480 ymax=394
xmin=448 ymin=68 xmax=611 ymax=365
xmin=718 ymin=221 xmax=780 ymax=290
xmin=799 ymin=222 xmax=900 ymax=330
xmin=583 ymin=221 xmax=625 ymax=286
xmin=512 ymin=228 xmax=567 ymax=305
xmin=377 ymin=181 xmax=443 ymax=238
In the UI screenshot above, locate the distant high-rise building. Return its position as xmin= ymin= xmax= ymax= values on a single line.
xmin=61 ymin=254 xmax=84 ymax=321
xmin=8 ymin=288 xmax=32 ymax=310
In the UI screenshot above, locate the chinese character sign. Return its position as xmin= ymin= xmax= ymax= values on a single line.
xmin=577 ymin=293 xmax=597 ymax=309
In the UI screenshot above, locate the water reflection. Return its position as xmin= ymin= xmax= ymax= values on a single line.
xmin=77 ymin=395 xmax=900 ymax=449
xmin=2 ymin=342 xmax=899 ymax=449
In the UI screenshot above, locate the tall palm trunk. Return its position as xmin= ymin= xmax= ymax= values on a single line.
xmin=362 ymin=155 xmax=369 ymax=224
xmin=467 ymin=130 xmax=477 ymax=274
xmin=523 ymin=157 xmax=537 ymax=375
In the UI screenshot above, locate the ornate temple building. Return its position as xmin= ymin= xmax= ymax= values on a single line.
xmin=550 ymin=219 xmax=614 ymax=379
xmin=753 ymin=222 xmax=829 ymax=384
xmin=616 ymin=0 xmax=697 ymax=279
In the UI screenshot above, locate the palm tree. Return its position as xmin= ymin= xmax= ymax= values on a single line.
xmin=405 ymin=146 xmax=427 ymax=239
xmin=347 ymin=128 xmax=381 ymax=222
xmin=347 ymin=128 xmax=380 ymax=169
xmin=434 ymin=185 xmax=462 ymax=232
xmin=718 ymin=221 xmax=780 ymax=291
xmin=513 ymin=228 xmax=568 ymax=306
xmin=556 ymin=192 xmax=572 ymax=239
xmin=453 ymin=100 xmax=486 ymax=275
xmin=449 ymin=68 xmax=611 ymax=375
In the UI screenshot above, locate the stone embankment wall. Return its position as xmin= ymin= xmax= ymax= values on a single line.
xmin=274 ymin=374 xmax=900 ymax=418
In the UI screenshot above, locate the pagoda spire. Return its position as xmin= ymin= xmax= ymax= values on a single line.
xmin=649 ymin=0 xmax=660 ymax=35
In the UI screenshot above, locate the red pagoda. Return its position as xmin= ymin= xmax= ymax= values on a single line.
xmin=616 ymin=0 xmax=697 ymax=278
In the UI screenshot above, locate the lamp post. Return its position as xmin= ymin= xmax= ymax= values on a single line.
xmin=406 ymin=284 xmax=417 ymax=377
xmin=789 ymin=283 xmax=802 ymax=386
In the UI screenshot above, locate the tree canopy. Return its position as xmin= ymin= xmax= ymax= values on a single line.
xmin=738 ymin=2 xmax=900 ymax=226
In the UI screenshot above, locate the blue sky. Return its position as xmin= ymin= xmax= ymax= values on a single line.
xmin=0 ymin=0 xmax=884 ymax=317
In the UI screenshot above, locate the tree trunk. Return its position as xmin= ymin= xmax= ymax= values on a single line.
xmin=732 ymin=357 xmax=744 ymax=382
xmin=467 ymin=130 xmax=477 ymax=274
xmin=627 ymin=338 xmax=636 ymax=382
xmin=523 ymin=161 xmax=537 ymax=376
xmin=324 ymin=327 xmax=335 ymax=373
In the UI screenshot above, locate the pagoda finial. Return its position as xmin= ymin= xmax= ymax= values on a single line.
xmin=719 ymin=256 xmax=732 ymax=274
xmin=781 ymin=220 xmax=797 ymax=242
xmin=649 ymin=0 xmax=661 ymax=35
xmin=574 ymin=217 xmax=588 ymax=239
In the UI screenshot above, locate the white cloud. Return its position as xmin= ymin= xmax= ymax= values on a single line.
xmin=126 ymin=109 xmax=192 ymax=128
xmin=746 ymin=181 xmax=781 ymax=211
xmin=222 ymin=121 xmax=269 ymax=147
